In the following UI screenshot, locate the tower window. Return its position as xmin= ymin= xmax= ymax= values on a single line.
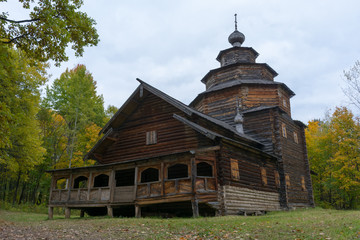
xmin=230 ymin=159 xmax=240 ymax=180
xmin=282 ymin=123 xmax=287 ymax=138
xmin=146 ymin=131 xmax=157 ymax=145
xmin=285 ymin=174 xmax=290 ymax=188
xmin=260 ymin=167 xmax=267 ymax=186
xmin=301 ymin=176 xmax=306 ymax=191
xmin=274 ymin=170 xmax=280 ymax=188
xmin=294 ymin=132 xmax=299 ymax=143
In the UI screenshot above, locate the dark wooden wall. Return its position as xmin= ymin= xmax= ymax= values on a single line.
xmin=218 ymin=142 xmax=279 ymax=193
xmin=278 ymin=113 xmax=313 ymax=207
xmin=100 ymin=94 xmax=213 ymax=164
xmin=194 ymin=85 xmax=291 ymax=126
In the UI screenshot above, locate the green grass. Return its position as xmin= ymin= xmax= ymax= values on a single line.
xmin=1 ymin=208 xmax=360 ymax=239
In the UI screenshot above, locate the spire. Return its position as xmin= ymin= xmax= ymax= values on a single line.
xmin=228 ymin=13 xmax=245 ymax=47
xmin=235 ymin=13 xmax=238 ymax=31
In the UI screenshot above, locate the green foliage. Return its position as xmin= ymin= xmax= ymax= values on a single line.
xmin=43 ymin=64 xmax=105 ymax=169
xmin=306 ymin=107 xmax=360 ymax=209
xmin=0 ymin=0 xmax=99 ymax=65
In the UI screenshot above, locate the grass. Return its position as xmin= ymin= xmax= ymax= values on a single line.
xmin=0 ymin=208 xmax=360 ymax=239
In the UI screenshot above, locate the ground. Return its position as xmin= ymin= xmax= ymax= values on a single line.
xmin=0 ymin=208 xmax=359 ymax=239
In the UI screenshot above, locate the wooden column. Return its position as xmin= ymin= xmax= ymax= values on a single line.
xmin=48 ymin=174 xmax=54 ymax=204
xmin=134 ymin=166 xmax=138 ymax=200
xmin=67 ymin=173 xmax=73 ymax=201
xmin=87 ymin=172 xmax=92 ymax=201
xmin=65 ymin=207 xmax=71 ymax=219
xmin=80 ymin=210 xmax=85 ymax=218
xmin=107 ymin=206 xmax=113 ymax=217
xmin=161 ymin=162 xmax=165 ymax=196
xmin=109 ymin=169 xmax=115 ymax=203
xmin=48 ymin=206 xmax=53 ymax=220
xmin=135 ymin=204 xmax=141 ymax=218
xmin=191 ymin=199 xmax=199 ymax=218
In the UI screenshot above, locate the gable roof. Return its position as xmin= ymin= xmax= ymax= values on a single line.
xmin=100 ymin=79 xmax=260 ymax=143
xmin=86 ymin=79 xmax=263 ymax=160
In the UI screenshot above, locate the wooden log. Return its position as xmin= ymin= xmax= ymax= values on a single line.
xmin=191 ymin=199 xmax=199 ymax=217
xmin=135 ymin=204 xmax=141 ymax=218
xmin=107 ymin=206 xmax=113 ymax=217
xmin=65 ymin=207 xmax=71 ymax=219
xmin=48 ymin=206 xmax=53 ymax=220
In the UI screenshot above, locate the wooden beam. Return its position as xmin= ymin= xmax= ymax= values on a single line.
xmin=65 ymin=207 xmax=71 ymax=219
xmin=107 ymin=206 xmax=114 ymax=217
xmin=48 ymin=206 xmax=53 ymax=220
xmin=135 ymin=204 xmax=141 ymax=218
xmin=109 ymin=169 xmax=115 ymax=203
xmin=191 ymin=199 xmax=199 ymax=218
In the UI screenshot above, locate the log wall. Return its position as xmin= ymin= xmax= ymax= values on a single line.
xmin=278 ymin=113 xmax=313 ymax=207
xmin=194 ymin=85 xmax=290 ymax=126
xmin=100 ymin=94 xmax=212 ymax=164
xmin=220 ymin=185 xmax=280 ymax=215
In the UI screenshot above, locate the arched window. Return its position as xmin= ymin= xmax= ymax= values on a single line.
xmin=197 ymin=162 xmax=213 ymax=177
xmin=73 ymin=176 xmax=88 ymax=189
xmin=167 ymin=164 xmax=188 ymax=179
xmin=141 ymin=168 xmax=159 ymax=183
xmin=93 ymin=174 xmax=109 ymax=187
xmin=55 ymin=178 xmax=67 ymax=189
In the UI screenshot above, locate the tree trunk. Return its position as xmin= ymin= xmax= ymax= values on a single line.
xmin=18 ymin=181 xmax=26 ymax=204
xmin=12 ymin=171 xmax=21 ymax=205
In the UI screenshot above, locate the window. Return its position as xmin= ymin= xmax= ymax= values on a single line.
xmin=146 ymin=131 xmax=157 ymax=145
xmin=274 ymin=170 xmax=280 ymax=188
xmin=301 ymin=176 xmax=306 ymax=191
xmin=285 ymin=174 xmax=290 ymax=188
xmin=230 ymin=159 xmax=240 ymax=180
xmin=282 ymin=98 xmax=287 ymax=107
xmin=141 ymin=168 xmax=159 ymax=183
xmin=294 ymin=132 xmax=299 ymax=144
xmin=115 ymin=169 xmax=135 ymax=187
xmin=197 ymin=162 xmax=213 ymax=177
xmin=282 ymin=123 xmax=287 ymax=138
xmin=260 ymin=167 xmax=267 ymax=185
xmin=167 ymin=164 xmax=188 ymax=179
xmin=55 ymin=178 xmax=67 ymax=190
xmin=93 ymin=174 xmax=109 ymax=187
xmin=73 ymin=176 xmax=88 ymax=189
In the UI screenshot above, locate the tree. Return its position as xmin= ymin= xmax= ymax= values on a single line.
xmin=44 ymin=64 xmax=106 ymax=168
xmin=0 ymin=44 xmax=47 ymax=203
xmin=306 ymin=107 xmax=360 ymax=209
xmin=0 ymin=0 xmax=99 ymax=65
xmin=343 ymin=61 xmax=360 ymax=111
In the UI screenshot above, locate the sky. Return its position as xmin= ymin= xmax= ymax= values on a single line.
xmin=5 ymin=0 xmax=360 ymax=123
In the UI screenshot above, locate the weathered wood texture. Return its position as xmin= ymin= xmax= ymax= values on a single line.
xmin=219 ymin=185 xmax=280 ymax=215
xmin=194 ymin=85 xmax=291 ymax=127
xmin=218 ymin=142 xmax=279 ymax=192
xmin=203 ymin=64 xmax=276 ymax=89
xmin=99 ymin=93 xmax=212 ymax=164
xmin=277 ymin=113 xmax=313 ymax=207
xmin=243 ymin=108 xmax=276 ymax=153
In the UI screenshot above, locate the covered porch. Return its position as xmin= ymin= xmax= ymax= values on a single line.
xmin=48 ymin=148 xmax=219 ymax=218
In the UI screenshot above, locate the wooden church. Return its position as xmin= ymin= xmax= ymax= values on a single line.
xmin=47 ymin=21 xmax=314 ymax=218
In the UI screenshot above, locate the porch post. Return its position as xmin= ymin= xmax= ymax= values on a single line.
xmin=191 ymin=199 xmax=199 ymax=218
xmin=80 ymin=209 xmax=85 ymax=218
xmin=135 ymin=204 xmax=141 ymax=218
xmin=107 ymin=206 xmax=113 ymax=217
xmin=65 ymin=207 xmax=71 ymax=219
xmin=48 ymin=206 xmax=53 ymax=220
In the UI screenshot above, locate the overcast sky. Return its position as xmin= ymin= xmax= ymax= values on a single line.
xmin=5 ymin=1 xmax=360 ymax=123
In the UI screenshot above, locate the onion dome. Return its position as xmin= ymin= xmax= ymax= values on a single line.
xmin=228 ymin=14 xmax=245 ymax=47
